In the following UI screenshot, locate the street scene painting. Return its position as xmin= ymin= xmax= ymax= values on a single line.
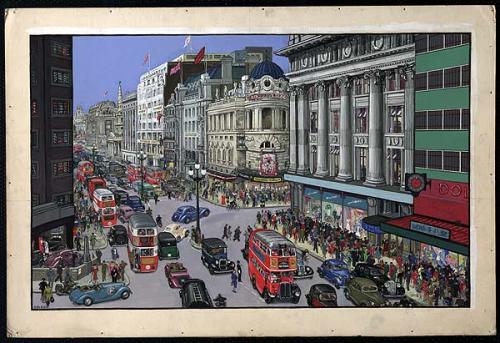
xmin=31 ymin=33 xmax=471 ymax=309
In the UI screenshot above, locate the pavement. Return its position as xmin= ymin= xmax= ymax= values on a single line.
xmin=33 ymin=189 xmax=356 ymax=309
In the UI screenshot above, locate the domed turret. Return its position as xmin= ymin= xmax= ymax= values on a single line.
xmin=249 ymin=61 xmax=285 ymax=80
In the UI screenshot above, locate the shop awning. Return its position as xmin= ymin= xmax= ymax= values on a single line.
xmin=361 ymin=215 xmax=391 ymax=235
xmin=380 ymin=215 xmax=469 ymax=256
xmin=207 ymin=170 xmax=236 ymax=181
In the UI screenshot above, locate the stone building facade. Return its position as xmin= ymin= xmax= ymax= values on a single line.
xmin=121 ymin=91 xmax=138 ymax=163
xmin=86 ymin=100 xmax=118 ymax=158
xmin=206 ymin=60 xmax=290 ymax=192
xmin=276 ymin=34 xmax=416 ymax=242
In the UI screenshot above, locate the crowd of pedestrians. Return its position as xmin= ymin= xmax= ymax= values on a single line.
xmin=252 ymin=208 xmax=470 ymax=307
xmin=203 ymin=180 xmax=290 ymax=208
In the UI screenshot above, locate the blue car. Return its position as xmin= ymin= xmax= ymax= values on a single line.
xmin=317 ymin=259 xmax=351 ymax=289
xmin=171 ymin=205 xmax=210 ymax=224
xmin=69 ymin=282 xmax=132 ymax=306
xmin=125 ymin=195 xmax=145 ymax=212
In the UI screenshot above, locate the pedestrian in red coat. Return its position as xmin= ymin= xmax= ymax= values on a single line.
xmin=91 ymin=265 xmax=99 ymax=284
xmin=396 ymin=255 xmax=403 ymax=270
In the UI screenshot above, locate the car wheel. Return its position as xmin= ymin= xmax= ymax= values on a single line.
xmin=55 ymin=284 xmax=64 ymax=296
xmin=360 ymin=302 xmax=367 ymax=307
xmin=176 ymin=236 xmax=182 ymax=242
xmin=251 ymin=277 xmax=257 ymax=290
xmin=317 ymin=270 xmax=324 ymax=278
xmin=204 ymin=210 xmax=210 ymax=217
xmin=183 ymin=217 xmax=190 ymax=224
xmin=83 ymin=297 xmax=93 ymax=306
xmin=121 ymin=291 xmax=130 ymax=299
xmin=168 ymin=280 xmax=174 ymax=288
xmin=208 ymin=266 xmax=214 ymax=275
xmin=334 ymin=283 xmax=340 ymax=290
xmin=344 ymin=289 xmax=350 ymax=300
xmin=264 ymin=290 xmax=272 ymax=304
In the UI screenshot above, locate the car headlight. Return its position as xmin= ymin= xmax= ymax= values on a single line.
xmin=215 ymin=260 xmax=219 ymax=265
xmin=370 ymin=301 xmax=375 ymax=306
xmin=294 ymin=291 xmax=300 ymax=297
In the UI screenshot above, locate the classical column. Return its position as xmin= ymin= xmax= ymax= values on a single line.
xmin=364 ymin=69 xmax=385 ymax=186
xmin=335 ymin=76 xmax=353 ymax=181
xmin=315 ymin=80 xmax=329 ymax=177
xmin=296 ymin=85 xmax=310 ymax=174
xmin=402 ymin=64 xmax=415 ymax=185
xmin=297 ymin=183 xmax=304 ymax=211
xmin=289 ymin=87 xmax=298 ymax=172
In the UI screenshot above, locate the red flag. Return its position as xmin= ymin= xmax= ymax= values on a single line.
xmin=194 ymin=47 xmax=205 ymax=64
xmin=143 ymin=53 xmax=149 ymax=66
xmin=169 ymin=61 xmax=181 ymax=75
xmin=157 ymin=113 xmax=162 ymax=123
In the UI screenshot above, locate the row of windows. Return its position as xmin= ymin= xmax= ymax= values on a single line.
xmin=50 ymin=40 xmax=71 ymax=58
xmin=140 ymin=121 xmax=161 ymax=130
xmin=138 ymin=132 xmax=162 ymax=141
xmin=415 ymin=33 xmax=470 ymax=54
xmin=52 ymin=130 xmax=72 ymax=146
xmin=51 ymin=68 xmax=72 ymax=87
xmin=208 ymin=148 xmax=234 ymax=165
xmin=415 ymin=109 xmax=469 ymax=130
xmin=31 ymin=98 xmax=72 ymax=117
xmin=52 ymin=160 xmax=72 ymax=177
xmin=415 ymin=65 xmax=469 ymax=91
xmin=415 ymin=150 xmax=469 ymax=173
xmin=322 ymin=105 xmax=404 ymax=135
xmin=30 ymin=193 xmax=73 ymax=207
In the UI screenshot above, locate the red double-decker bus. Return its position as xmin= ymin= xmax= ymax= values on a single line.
xmin=127 ymin=164 xmax=142 ymax=184
xmin=127 ymin=212 xmax=159 ymax=273
xmin=76 ymin=160 xmax=94 ymax=182
xmin=144 ymin=166 xmax=164 ymax=185
xmin=248 ymin=229 xmax=301 ymax=304
xmin=92 ymin=188 xmax=117 ymax=227
xmin=86 ymin=177 xmax=107 ymax=201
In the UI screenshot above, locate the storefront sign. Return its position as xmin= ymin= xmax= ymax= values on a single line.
xmin=322 ymin=191 xmax=342 ymax=204
xmin=252 ymin=177 xmax=282 ymax=183
xmin=238 ymin=173 xmax=251 ymax=180
xmin=343 ymin=196 xmax=368 ymax=211
xmin=259 ymin=153 xmax=278 ymax=177
xmin=410 ymin=221 xmax=450 ymax=240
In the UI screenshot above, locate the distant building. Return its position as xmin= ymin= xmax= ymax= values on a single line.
xmin=206 ymin=60 xmax=290 ymax=194
xmin=30 ymin=35 xmax=75 ymax=248
xmin=86 ymin=100 xmax=118 ymax=159
xmin=106 ymin=82 xmax=123 ymax=160
xmin=73 ymin=105 xmax=87 ymax=141
xmin=121 ymin=91 xmax=138 ymax=163
xmin=164 ymin=47 xmax=272 ymax=178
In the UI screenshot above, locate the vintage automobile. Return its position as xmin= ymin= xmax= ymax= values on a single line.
xmin=344 ymin=277 xmax=390 ymax=307
xmin=106 ymin=175 xmax=119 ymax=185
xmin=47 ymin=235 xmax=66 ymax=252
xmin=171 ymin=205 xmax=210 ymax=224
xmin=113 ymin=190 xmax=130 ymax=205
xmin=107 ymin=225 xmax=128 ymax=246
xmin=69 ymin=282 xmax=132 ymax=306
xmin=317 ymin=259 xmax=351 ymax=289
xmin=124 ymin=195 xmax=145 ymax=212
xmin=158 ymin=232 xmax=179 ymax=260
xmin=107 ymin=184 xmax=118 ymax=193
xmin=117 ymin=177 xmax=128 ymax=188
xmin=352 ymin=262 xmax=406 ymax=298
xmin=305 ymin=284 xmax=338 ymax=307
xmin=43 ymin=249 xmax=82 ymax=268
xmin=164 ymin=262 xmax=190 ymax=288
xmin=118 ymin=205 xmax=135 ymax=222
xmin=201 ymin=238 xmax=235 ymax=274
xmin=294 ymin=252 xmax=314 ymax=279
xmin=163 ymin=223 xmax=190 ymax=242
xmin=394 ymin=296 xmax=418 ymax=307
xmin=179 ymin=279 xmax=214 ymax=308
xmin=55 ymin=280 xmax=78 ymax=296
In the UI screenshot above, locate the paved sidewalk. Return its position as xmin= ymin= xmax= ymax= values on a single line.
xmin=202 ymin=195 xmax=289 ymax=210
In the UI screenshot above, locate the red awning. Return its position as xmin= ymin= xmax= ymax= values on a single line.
xmin=384 ymin=215 xmax=469 ymax=246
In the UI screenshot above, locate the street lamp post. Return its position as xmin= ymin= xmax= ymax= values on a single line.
xmin=188 ymin=162 xmax=207 ymax=243
xmin=137 ymin=149 xmax=146 ymax=202
xmin=91 ymin=145 xmax=97 ymax=165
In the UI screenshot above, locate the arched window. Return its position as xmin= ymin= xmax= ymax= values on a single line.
xmin=260 ymin=141 xmax=275 ymax=149
xmin=227 ymin=148 xmax=233 ymax=164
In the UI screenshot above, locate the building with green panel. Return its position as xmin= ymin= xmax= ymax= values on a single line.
xmin=413 ymin=34 xmax=470 ymax=185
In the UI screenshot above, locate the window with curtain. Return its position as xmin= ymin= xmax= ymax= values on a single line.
xmin=387 ymin=105 xmax=404 ymax=133
xmin=355 ymin=107 xmax=368 ymax=133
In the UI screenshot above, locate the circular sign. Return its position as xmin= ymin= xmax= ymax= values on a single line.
xmin=343 ymin=42 xmax=352 ymax=58
xmin=406 ymin=173 xmax=427 ymax=193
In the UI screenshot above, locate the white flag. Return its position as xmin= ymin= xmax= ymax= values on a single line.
xmin=183 ymin=35 xmax=191 ymax=48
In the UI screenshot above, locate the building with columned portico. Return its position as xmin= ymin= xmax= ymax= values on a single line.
xmin=276 ymin=34 xmax=416 ymax=244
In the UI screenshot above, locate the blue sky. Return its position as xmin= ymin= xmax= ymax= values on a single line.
xmin=73 ymin=35 xmax=289 ymax=112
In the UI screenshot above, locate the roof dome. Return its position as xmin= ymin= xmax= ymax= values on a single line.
xmin=249 ymin=61 xmax=285 ymax=80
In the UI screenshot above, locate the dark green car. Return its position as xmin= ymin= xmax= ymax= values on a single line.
xmin=344 ymin=277 xmax=390 ymax=307
xmin=158 ymin=232 xmax=179 ymax=260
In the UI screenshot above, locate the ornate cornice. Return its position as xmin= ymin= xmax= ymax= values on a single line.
xmin=400 ymin=63 xmax=416 ymax=80
xmin=315 ymin=80 xmax=326 ymax=92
